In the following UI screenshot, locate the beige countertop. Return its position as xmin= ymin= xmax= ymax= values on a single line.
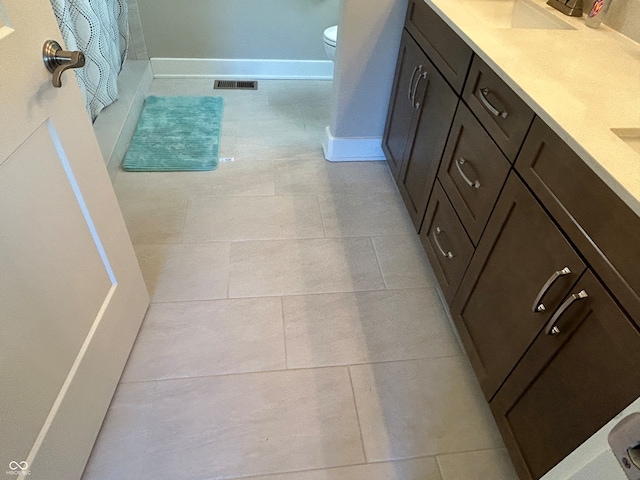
xmin=424 ymin=0 xmax=640 ymax=215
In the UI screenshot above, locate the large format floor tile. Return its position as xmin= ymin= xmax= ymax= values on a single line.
xmin=119 ymin=193 xmax=187 ymax=244
xmin=268 ymin=80 xmax=333 ymax=107
xmin=228 ymin=237 xmax=386 ymax=297
xmin=283 ymin=289 xmax=460 ymax=368
xmin=274 ymin=157 xmax=397 ymax=195
xmin=437 ymin=449 xmax=519 ymax=480
xmin=121 ymin=298 xmax=286 ymax=381
xmin=134 ymin=242 xmax=231 ymax=302
xmin=319 ymin=192 xmax=415 ymax=237
xmin=144 ymin=368 xmax=365 ymax=479
xmin=350 ymin=357 xmax=504 ymax=461
xmin=82 ymin=382 xmax=157 ymax=480
xmin=182 ymin=194 xmax=324 ymax=242
xmin=372 ymin=234 xmax=437 ymax=289
xmin=144 ymin=159 xmax=276 ymax=197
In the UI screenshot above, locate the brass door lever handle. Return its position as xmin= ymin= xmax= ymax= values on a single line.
xmin=43 ymin=40 xmax=86 ymax=88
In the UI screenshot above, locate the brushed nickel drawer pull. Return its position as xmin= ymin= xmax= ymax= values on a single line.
xmin=408 ymin=66 xmax=420 ymax=103
xmin=544 ymin=290 xmax=589 ymax=335
xmin=413 ymin=72 xmax=428 ymax=110
xmin=478 ymin=88 xmax=509 ymax=119
xmin=455 ymin=157 xmax=481 ymax=189
xmin=433 ymin=226 xmax=454 ymax=259
xmin=532 ymin=267 xmax=572 ymax=313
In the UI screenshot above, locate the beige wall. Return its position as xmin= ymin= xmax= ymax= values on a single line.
xmin=601 ymin=0 xmax=640 ymax=43
xmin=137 ymin=0 xmax=340 ymax=59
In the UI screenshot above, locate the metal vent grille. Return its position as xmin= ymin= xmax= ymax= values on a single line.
xmin=214 ymin=80 xmax=258 ymax=90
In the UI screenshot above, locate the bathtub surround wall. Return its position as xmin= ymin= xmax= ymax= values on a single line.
xmin=323 ymin=0 xmax=408 ymax=161
xmin=94 ymin=61 xmax=153 ymax=169
xmin=126 ymin=0 xmax=148 ymax=60
xmin=137 ymin=0 xmax=339 ymax=78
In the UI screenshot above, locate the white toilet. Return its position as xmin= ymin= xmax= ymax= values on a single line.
xmin=323 ymin=25 xmax=338 ymax=62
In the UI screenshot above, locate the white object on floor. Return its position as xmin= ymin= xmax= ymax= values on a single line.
xmin=542 ymin=397 xmax=640 ymax=480
xmin=322 ymin=126 xmax=386 ymax=162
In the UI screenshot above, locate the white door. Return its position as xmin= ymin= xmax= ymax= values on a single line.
xmin=0 ymin=1 xmax=149 ymax=479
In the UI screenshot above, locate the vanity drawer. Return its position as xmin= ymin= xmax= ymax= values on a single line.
xmin=405 ymin=0 xmax=473 ymax=94
xmin=420 ymin=181 xmax=474 ymax=304
xmin=516 ymin=117 xmax=640 ymax=323
xmin=438 ymin=102 xmax=511 ymax=246
xmin=463 ymin=56 xmax=535 ymax=162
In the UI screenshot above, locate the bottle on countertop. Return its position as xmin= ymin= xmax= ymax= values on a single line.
xmin=585 ymin=0 xmax=613 ymax=28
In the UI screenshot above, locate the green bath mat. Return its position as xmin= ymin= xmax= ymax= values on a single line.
xmin=122 ymin=96 xmax=223 ymax=171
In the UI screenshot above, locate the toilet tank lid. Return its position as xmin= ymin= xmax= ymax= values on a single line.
xmin=323 ymin=26 xmax=337 ymax=45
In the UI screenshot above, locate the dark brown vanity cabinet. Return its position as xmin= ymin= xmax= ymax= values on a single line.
xmin=384 ymin=3 xmax=640 ymax=479
xmin=383 ymin=0 xmax=472 ymax=230
xmin=450 ymin=173 xmax=587 ymax=400
xmin=491 ymin=268 xmax=640 ymax=480
xmin=450 ymin=118 xmax=640 ymax=480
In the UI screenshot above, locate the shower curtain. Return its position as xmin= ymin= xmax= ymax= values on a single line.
xmin=50 ymin=0 xmax=128 ymax=120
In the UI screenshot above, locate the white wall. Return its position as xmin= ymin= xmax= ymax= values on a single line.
xmin=323 ymin=0 xmax=407 ymax=160
xmin=137 ymin=0 xmax=340 ymax=60
xmin=331 ymin=0 xmax=408 ymax=138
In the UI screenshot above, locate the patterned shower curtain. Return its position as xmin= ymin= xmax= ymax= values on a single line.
xmin=50 ymin=0 xmax=128 ymax=120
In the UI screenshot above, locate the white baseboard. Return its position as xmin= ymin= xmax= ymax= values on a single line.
xmin=322 ymin=126 xmax=386 ymax=162
xmin=150 ymin=58 xmax=334 ymax=80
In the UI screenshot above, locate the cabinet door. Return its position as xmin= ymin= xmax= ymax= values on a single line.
xmin=382 ymin=30 xmax=427 ymax=179
xmin=438 ymin=102 xmax=511 ymax=245
xmin=397 ymin=52 xmax=459 ymax=230
xmin=450 ymin=173 xmax=586 ymax=400
xmin=491 ymin=270 xmax=640 ymax=480
xmin=420 ymin=181 xmax=475 ymax=304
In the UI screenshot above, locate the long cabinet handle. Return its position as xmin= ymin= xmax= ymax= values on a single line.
xmin=544 ymin=290 xmax=589 ymax=335
xmin=455 ymin=157 xmax=481 ymax=189
xmin=478 ymin=88 xmax=509 ymax=119
xmin=433 ymin=226 xmax=454 ymax=259
xmin=532 ymin=267 xmax=572 ymax=312
xmin=413 ymin=72 xmax=429 ymax=110
xmin=407 ymin=66 xmax=421 ymax=104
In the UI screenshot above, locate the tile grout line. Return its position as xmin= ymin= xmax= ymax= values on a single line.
xmin=143 ymin=284 xmax=435 ymax=306
xmin=347 ymin=365 xmax=369 ymax=464
xmin=317 ymin=193 xmax=328 ymax=238
xmin=220 ymin=454 xmax=448 ymax=480
xmin=119 ymin=351 xmax=467 ymax=385
xmin=369 ymin=236 xmax=390 ymax=290
xmin=119 ymin=353 xmax=466 ymax=386
xmin=280 ymin=296 xmax=289 ymax=370
xmin=119 ymin=354 xmax=467 ymax=384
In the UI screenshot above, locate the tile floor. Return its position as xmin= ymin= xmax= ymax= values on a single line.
xmin=83 ymin=79 xmax=519 ymax=480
